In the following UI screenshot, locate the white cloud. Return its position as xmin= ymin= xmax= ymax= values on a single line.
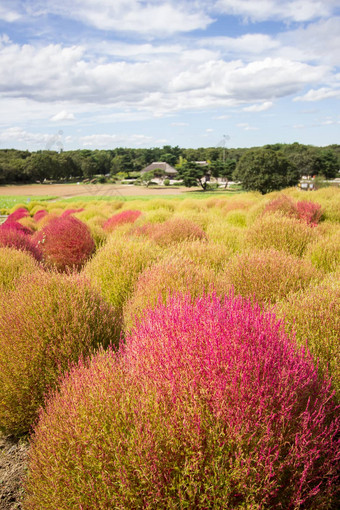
xmin=20 ymin=0 xmax=213 ymax=36
xmin=0 ymin=126 xmax=59 ymax=146
xmin=171 ymin=122 xmax=189 ymax=126
xmin=215 ymin=0 xmax=336 ymax=22
xmin=237 ymin=122 xmax=258 ymax=131
xmin=79 ymin=133 xmax=154 ymax=148
xmin=294 ymin=87 xmax=340 ymax=102
xmin=243 ymin=101 xmax=273 ymax=112
xmin=50 ymin=110 xmax=75 ymax=122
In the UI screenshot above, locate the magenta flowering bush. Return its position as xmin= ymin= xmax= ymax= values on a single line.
xmin=24 ymin=293 xmax=339 ymax=509
xmin=0 ymin=223 xmax=42 ymax=260
xmin=0 ymin=271 xmax=120 ymax=437
xmin=33 ymin=215 xmax=95 ymax=272
xmin=103 ymin=209 xmax=142 ymax=232
xmin=7 ymin=207 xmax=29 ymax=222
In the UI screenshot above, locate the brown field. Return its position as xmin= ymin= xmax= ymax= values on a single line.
xmin=0 ymin=183 xmax=192 ymax=199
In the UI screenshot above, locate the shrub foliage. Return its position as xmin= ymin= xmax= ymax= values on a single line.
xmin=25 ymin=294 xmax=339 ymax=509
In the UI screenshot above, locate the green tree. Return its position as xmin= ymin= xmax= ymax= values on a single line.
xmin=233 ymin=149 xmax=299 ymax=194
xmin=317 ymin=150 xmax=339 ymax=179
xmin=177 ymin=161 xmax=210 ymax=190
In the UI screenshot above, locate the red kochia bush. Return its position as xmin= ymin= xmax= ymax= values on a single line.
xmin=0 ymin=224 xmax=42 ymax=261
xmin=33 ymin=215 xmax=95 ymax=271
xmin=296 ymin=200 xmax=322 ymax=225
xmin=7 ymin=207 xmax=29 ymax=222
xmin=2 ymin=219 xmax=33 ymax=235
xmin=148 ymin=217 xmax=207 ymax=246
xmin=25 ymin=294 xmax=340 ymax=509
xmin=33 ymin=209 xmax=47 ymax=222
xmin=103 ymin=209 xmax=141 ymax=232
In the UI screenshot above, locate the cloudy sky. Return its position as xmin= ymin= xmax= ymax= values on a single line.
xmin=0 ymin=0 xmax=339 ymax=151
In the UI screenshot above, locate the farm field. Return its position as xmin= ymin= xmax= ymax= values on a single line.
xmin=0 ymin=186 xmax=339 ymax=509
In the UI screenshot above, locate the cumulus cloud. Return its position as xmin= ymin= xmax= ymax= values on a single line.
xmin=17 ymin=0 xmax=213 ymax=36
xmin=79 ymin=133 xmax=154 ymax=148
xmin=243 ymin=101 xmax=273 ymax=112
xmin=0 ymin=126 xmax=57 ymax=146
xmin=237 ymin=122 xmax=258 ymax=131
xmin=294 ymin=87 xmax=340 ymax=102
xmin=215 ymin=0 xmax=336 ymax=22
xmin=50 ymin=110 xmax=75 ymax=122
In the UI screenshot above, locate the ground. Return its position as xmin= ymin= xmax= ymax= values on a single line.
xmin=0 ymin=435 xmax=28 ymax=509
xmin=0 ymin=183 xmax=189 ymax=199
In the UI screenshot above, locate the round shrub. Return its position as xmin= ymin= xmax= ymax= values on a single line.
xmin=246 ymin=213 xmax=318 ymax=257
xmin=206 ymin=221 xmax=245 ymax=252
xmin=33 ymin=215 xmax=95 ymax=272
xmin=296 ymin=200 xmax=323 ymax=225
xmin=224 ymin=248 xmax=321 ymax=305
xmin=103 ymin=210 xmax=142 ymax=232
xmin=166 ymin=240 xmax=233 ymax=272
xmin=148 ymin=217 xmax=207 ymax=246
xmin=33 ymin=209 xmax=47 ymax=222
xmin=0 ymin=247 xmax=40 ymax=292
xmin=7 ymin=207 xmax=29 ymax=222
xmin=0 ymin=224 xmax=42 ymax=261
xmin=262 ymin=194 xmax=298 ymax=218
xmin=2 ymin=219 xmax=33 ymax=235
xmin=0 ymin=271 xmax=119 ymax=437
xmin=306 ymin=228 xmax=340 ymax=273
xmin=83 ymin=236 xmax=161 ymax=320
xmin=123 ymin=255 xmax=230 ymax=331
xmin=276 ymin=275 xmax=340 ymax=398
xmin=25 ymin=294 xmax=340 ymax=509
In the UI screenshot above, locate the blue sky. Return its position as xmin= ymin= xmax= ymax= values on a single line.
xmin=0 ymin=0 xmax=339 ymax=151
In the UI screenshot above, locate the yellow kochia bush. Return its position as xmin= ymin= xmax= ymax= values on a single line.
xmin=0 ymin=271 xmax=120 ymax=437
xmin=83 ymin=235 xmax=161 ymax=319
xmin=123 ymin=255 xmax=230 ymax=331
xmin=0 ymin=246 xmax=41 ymax=292
xmin=245 ymin=213 xmax=318 ymax=257
xmin=276 ymin=274 xmax=340 ymax=398
xmin=222 ymin=248 xmax=321 ymax=306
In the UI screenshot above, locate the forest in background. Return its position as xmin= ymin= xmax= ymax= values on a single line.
xmin=0 ymin=142 xmax=339 ymax=185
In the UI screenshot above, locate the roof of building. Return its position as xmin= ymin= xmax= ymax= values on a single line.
xmin=141 ymin=162 xmax=178 ymax=175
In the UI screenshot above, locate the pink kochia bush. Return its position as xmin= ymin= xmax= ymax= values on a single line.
xmin=24 ymin=294 xmax=340 ymax=509
xmin=263 ymin=195 xmax=322 ymax=226
xmin=7 ymin=207 xmax=29 ymax=222
xmin=33 ymin=215 xmax=95 ymax=271
xmin=103 ymin=209 xmax=141 ymax=232
xmin=33 ymin=209 xmax=47 ymax=222
xmin=0 ymin=272 xmax=120 ymax=437
xmin=0 ymin=222 xmax=42 ymax=261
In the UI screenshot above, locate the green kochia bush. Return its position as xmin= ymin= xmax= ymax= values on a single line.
xmin=0 ymin=272 xmax=119 ymax=437
xmin=25 ymin=294 xmax=339 ymax=509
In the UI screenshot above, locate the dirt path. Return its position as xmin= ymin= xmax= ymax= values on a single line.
xmin=0 ymin=435 xmax=28 ymax=509
xmin=0 ymin=183 xmax=190 ymax=199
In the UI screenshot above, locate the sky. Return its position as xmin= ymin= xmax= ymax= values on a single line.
xmin=0 ymin=0 xmax=339 ymax=152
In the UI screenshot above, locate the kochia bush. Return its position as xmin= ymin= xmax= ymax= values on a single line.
xmin=83 ymin=235 xmax=161 ymax=322
xmin=25 ymin=294 xmax=340 ymax=509
xmin=0 ymin=247 xmax=41 ymax=292
xmin=0 ymin=271 xmax=119 ymax=437
xmin=33 ymin=215 xmax=95 ymax=272
xmin=246 ymin=213 xmax=317 ymax=257
xmin=123 ymin=255 xmax=229 ymax=330
xmin=148 ymin=217 xmax=207 ymax=246
xmin=0 ymin=224 xmax=42 ymax=261
xmin=224 ymin=248 xmax=321 ymax=305
xmin=276 ymin=275 xmax=340 ymax=399
xmin=103 ymin=209 xmax=142 ymax=232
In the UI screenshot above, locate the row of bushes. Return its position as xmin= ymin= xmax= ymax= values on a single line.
xmin=0 ymin=187 xmax=339 ymax=508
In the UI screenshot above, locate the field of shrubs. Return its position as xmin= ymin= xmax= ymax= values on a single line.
xmin=0 ymin=186 xmax=339 ymax=509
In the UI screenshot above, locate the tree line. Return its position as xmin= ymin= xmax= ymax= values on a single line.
xmin=0 ymin=143 xmax=339 ymax=189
